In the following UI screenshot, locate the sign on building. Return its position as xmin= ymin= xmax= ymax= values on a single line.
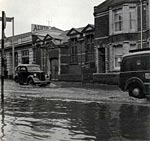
xmin=31 ymin=24 xmax=51 ymax=33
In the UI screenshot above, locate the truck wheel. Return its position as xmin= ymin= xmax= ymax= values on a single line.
xmin=128 ymin=83 xmax=145 ymax=98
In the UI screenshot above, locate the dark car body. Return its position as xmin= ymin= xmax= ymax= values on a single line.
xmin=119 ymin=50 xmax=150 ymax=99
xmin=15 ymin=64 xmax=50 ymax=86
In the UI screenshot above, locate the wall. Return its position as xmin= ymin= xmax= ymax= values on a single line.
xmin=58 ymin=74 xmax=81 ymax=82
xmin=7 ymin=52 xmax=12 ymax=77
xmin=29 ymin=48 xmax=33 ymax=64
xmin=69 ymin=65 xmax=81 ymax=75
xmin=93 ymin=73 xmax=119 ymax=85
xmin=95 ymin=13 xmax=109 ymax=38
xmin=60 ymin=47 xmax=69 ymax=74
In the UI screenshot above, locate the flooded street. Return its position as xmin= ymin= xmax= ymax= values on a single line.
xmin=1 ymin=80 xmax=150 ymax=141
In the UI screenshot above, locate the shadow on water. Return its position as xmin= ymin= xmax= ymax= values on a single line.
xmin=0 ymin=93 xmax=150 ymax=141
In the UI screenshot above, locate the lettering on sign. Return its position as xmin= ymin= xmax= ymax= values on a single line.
xmin=31 ymin=24 xmax=51 ymax=33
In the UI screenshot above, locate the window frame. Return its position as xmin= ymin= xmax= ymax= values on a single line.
xmin=113 ymin=45 xmax=122 ymax=70
xmin=129 ymin=7 xmax=136 ymax=31
xmin=21 ymin=50 xmax=29 ymax=64
xmin=70 ymin=38 xmax=78 ymax=64
xmin=113 ymin=8 xmax=123 ymax=33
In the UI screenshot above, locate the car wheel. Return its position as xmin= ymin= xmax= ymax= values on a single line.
xmin=28 ymin=78 xmax=35 ymax=85
xmin=18 ymin=78 xmax=24 ymax=85
xmin=128 ymin=83 xmax=145 ymax=98
xmin=15 ymin=77 xmax=19 ymax=83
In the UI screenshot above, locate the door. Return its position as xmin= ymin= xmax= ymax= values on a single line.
xmin=99 ymin=48 xmax=105 ymax=73
xmin=50 ymin=59 xmax=58 ymax=80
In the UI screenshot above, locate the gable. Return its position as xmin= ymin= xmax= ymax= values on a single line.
xmin=44 ymin=34 xmax=53 ymax=41
xmin=32 ymin=35 xmax=43 ymax=44
xmin=67 ymin=28 xmax=79 ymax=36
xmin=82 ymin=25 xmax=94 ymax=33
xmin=86 ymin=26 xmax=93 ymax=31
xmin=70 ymin=30 xmax=78 ymax=35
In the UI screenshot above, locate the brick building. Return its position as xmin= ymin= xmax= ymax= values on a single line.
xmin=60 ymin=24 xmax=96 ymax=81
xmin=94 ymin=0 xmax=150 ymax=73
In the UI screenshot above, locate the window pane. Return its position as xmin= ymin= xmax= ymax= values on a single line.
xmin=114 ymin=9 xmax=122 ymax=32
xmin=129 ymin=8 xmax=136 ymax=30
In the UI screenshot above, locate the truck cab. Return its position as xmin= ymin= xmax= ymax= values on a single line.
xmin=119 ymin=50 xmax=150 ymax=99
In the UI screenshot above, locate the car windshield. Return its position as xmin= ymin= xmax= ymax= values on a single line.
xmin=27 ymin=66 xmax=41 ymax=72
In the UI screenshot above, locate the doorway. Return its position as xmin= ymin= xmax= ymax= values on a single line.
xmin=50 ymin=58 xmax=58 ymax=80
xmin=99 ymin=48 xmax=105 ymax=73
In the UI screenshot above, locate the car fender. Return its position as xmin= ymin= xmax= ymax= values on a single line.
xmin=14 ymin=74 xmax=19 ymax=79
xmin=27 ymin=75 xmax=35 ymax=83
xmin=125 ymin=77 xmax=145 ymax=92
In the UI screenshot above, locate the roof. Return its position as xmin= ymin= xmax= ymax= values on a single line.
xmin=58 ymin=30 xmax=69 ymax=43
xmin=32 ymin=28 xmax=68 ymax=43
xmin=67 ymin=27 xmax=85 ymax=36
xmin=82 ymin=24 xmax=94 ymax=33
xmin=1 ymin=32 xmax=32 ymax=49
xmin=17 ymin=64 xmax=40 ymax=67
xmin=123 ymin=51 xmax=150 ymax=58
xmin=94 ymin=0 xmax=141 ymax=14
xmin=67 ymin=24 xmax=95 ymax=36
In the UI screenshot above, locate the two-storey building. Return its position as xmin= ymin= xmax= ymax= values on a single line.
xmin=94 ymin=0 xmax=150 ymax=74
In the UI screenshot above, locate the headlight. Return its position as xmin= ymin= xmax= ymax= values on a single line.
xmin=45 ymin=74 xmax=49 ymax=78
xmin=33 ymin=73 xmax=37 ymax=77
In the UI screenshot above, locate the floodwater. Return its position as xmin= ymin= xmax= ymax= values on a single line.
xmin=1 ymin=81 xmax=150 ymax=141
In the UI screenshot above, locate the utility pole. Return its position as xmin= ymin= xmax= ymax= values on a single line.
xmin=140 ymin=0 xmax=143 ymax=49
xmin=0 ymin=13 xmax=14 ymax=103
xmin=12 ymin=18 xmax=15 ymax=79
xmin=1 ymin=11 xmax=6 ymax=103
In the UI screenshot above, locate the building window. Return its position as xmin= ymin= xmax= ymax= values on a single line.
xmin=33 ymin=48 xmax=36 ymax=63
xmin=113 ymin=8 xmax=123 ymax=32
xmin=41 ymin=48 xmax=47 ymax=72
xmin=129 ymin=7 xmax=136 ymax=31
xmin=22 ymin=50 xmax=29 ymax=64
xmin=115 ymin=55 xmax=122 ymax=68
xmin=114 ymin=45 xmax=122 ymax=70
xmin=85 ymin=35 xmax=94 ymax=62
xmin=130 ymin=44 xmax=137 ymax=51
xmin=70 ymin=38 xmax=78 ymax=64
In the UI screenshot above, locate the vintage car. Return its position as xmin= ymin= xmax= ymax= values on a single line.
xmin=14 ymin=64 xmax=51 ymax=86
xmin=119 ymin=49 xmax=150 ymax=99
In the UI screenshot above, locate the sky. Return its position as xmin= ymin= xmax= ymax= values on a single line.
xmin=0 ymin=0 xmax=105 ymax=37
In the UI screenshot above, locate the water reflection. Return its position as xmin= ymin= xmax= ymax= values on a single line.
xmin=0 ymin=93 xmax=150 ymax=141
xmin=0 ymin=102 xmax=5 ymax=141
xmin=120 ymin=104 xmax=150 ymax=140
